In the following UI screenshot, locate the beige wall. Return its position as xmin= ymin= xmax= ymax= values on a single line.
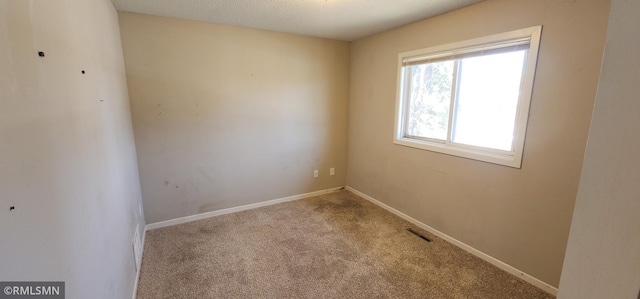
xmin=347 ymin=0 xmax=610 ymax=287
xmin=0 ymin=0 xmax=145 ymax=298
xmin=558 ymin=0 xmax=640 ymax=297
xmin=118 ymin=12 xmax=350 ymax=224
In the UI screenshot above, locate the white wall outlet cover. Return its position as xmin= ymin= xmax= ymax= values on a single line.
xmin=132 ymin=227 xmax=142 ymax=270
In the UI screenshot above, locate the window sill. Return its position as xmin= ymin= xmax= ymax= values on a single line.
xmin=393 ymin=137 xmax=522 ymax=168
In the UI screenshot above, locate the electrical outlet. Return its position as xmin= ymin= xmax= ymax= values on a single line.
xmin=330 ymin=168 xmax=335 ymax=176
xmin=132 ymin=225 xmax=142 ymax=271
xmin=314 ymin=170 xmax=319 ymax=177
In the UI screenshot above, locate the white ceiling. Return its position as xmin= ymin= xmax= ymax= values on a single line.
xmin=110 ymin=0 xmax=484 ymax=41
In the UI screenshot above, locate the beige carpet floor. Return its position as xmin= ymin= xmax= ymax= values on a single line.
xmin=136 ymin=190 xmax=555 ymax=299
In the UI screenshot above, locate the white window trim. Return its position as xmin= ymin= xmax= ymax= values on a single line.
xmin=393 ymin=26 xmax=542 ymax=168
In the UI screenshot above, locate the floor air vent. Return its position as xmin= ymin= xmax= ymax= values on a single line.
xmin=406 ymin=228 xmax=432 ymax=242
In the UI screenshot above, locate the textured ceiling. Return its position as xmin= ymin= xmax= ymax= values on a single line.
xmin=110 ymin=0 xmax=484 ymax=41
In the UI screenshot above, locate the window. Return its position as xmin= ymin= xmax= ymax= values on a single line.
xmin=394 ymin=26 xmax=542 ymax=168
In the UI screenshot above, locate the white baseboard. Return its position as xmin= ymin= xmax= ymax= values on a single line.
xmin=145 ymin=187 xmax=345 ymax=231
xmin=345 ymin=186 xmax=558 ymax=296
xmin=131 ymin=227 xmax=146 ymax=299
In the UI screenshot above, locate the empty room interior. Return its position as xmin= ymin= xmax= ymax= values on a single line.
xmin=1 ymin=0 xmax=639 ymax=298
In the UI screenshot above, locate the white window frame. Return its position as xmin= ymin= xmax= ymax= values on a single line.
xmin=393 ymin=26 xmax=542 ymax=168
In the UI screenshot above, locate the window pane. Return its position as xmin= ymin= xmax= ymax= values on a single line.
xmin=406 ymin=61 xmax=454 ymax=140
xmin=452 ymin=50 xmax=526 ymax=151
